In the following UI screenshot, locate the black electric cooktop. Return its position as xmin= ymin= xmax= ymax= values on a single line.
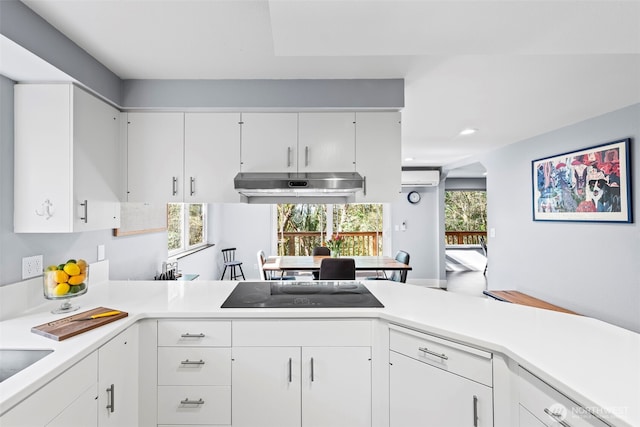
xmin=221 ymin=281 xmax=384 ymax=308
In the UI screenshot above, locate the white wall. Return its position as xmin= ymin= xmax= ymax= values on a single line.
xmin=481 ymin=103 xmax=640 ymax=332
xmin=390 ymin=187 xmax=445 ymax=286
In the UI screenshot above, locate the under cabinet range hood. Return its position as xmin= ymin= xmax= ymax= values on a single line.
xmin=234 ymin=172 xmax=364 ymax=204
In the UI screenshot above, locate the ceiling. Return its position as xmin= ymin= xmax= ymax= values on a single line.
xmin=14 ymin=0 xmax=640 ymax=172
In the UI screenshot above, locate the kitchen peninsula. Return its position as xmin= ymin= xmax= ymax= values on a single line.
xmin=0 ymin=278 xmax=638 ymax=427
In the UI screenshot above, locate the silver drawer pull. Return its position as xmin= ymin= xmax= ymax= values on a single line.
xmin=180 ymin=359 xmax=205 ymax=365
xmin=180 ymin=398 xmax=205 ymax=405
xmin=418 ymin=347 xmax=449 ymax=360
xmin=180 ymin=333 xmax=205 ymax=338
xmin=544 ymin=408 xmax=571 ymax=427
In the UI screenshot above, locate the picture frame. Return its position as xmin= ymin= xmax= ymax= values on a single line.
xmin=532 ymin=138 xmax=632 ymax=222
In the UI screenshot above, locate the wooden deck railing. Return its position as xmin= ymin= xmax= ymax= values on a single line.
xmin=278 ymin=231 xmax=381 ymax=256
xmin=445 ymin=231 xmax=487 ymax=245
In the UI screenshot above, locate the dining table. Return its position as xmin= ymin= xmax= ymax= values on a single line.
xmin=263 ymin=255 xmax=412 ymax=280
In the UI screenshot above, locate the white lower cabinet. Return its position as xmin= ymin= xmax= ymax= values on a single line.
xmin=232 ymin=346 xmax=371 ymax=427
xmin=231 ymin=319 xmax=373 ymax=427
xmin=389 ymin=325 xmax=494 ymax=427
xmin=520 ymin=405 xmax=548 ymax=427
xmin=98 ymin=324 xmax=139 ymax=427
xmin=518 ymin=367 xmax=610 ymax=427
xmin=156 ymin=320 xmax=232 ymax=426
xmin=0 ymin=352 xmax=98 ymax=427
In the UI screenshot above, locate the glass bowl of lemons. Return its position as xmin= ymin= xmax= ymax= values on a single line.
xmin=43 ymin=259 xmax=89 ymax=313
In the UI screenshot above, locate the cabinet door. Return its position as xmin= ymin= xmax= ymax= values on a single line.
xmin=73 ymin=87 xmax=121 ymax=231
xmin=298 ymin=112 xmax=356 ymax=172
xmin=390 ymin=351 xmax=493 ymax=427
xmin=127 ymin=112 xmax=184 ymax=202
xmin=355 ymin=112 xmax=401 ymax=202
xmin=302 ymin=347 xmax=371 ymax=427
xmin=232 ymin=346 xmax=301 ymax=427
xmin=14 ymin=84 xmax=74 ymax=232
xmin=240 ymin=113 xmax=298 ymax=172
xmin=184 ymin=113 xmax=241 ymax=202
xmin=46 ymin=384 xmax=98 ymax=427
xmin=98 ymin=326 xmax=138 ymax=427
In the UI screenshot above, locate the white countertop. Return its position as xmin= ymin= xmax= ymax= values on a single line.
xmin=1 ymin=280 xmax=638 ymax=426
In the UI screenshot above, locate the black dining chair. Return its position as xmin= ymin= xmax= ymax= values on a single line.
xmin=311 ymin=246 xmax=331 ymax=280
xmin=366 ymin=250 xmax=410 ymax=283
xmin=220 ymin=248 xmax=245 ymax=280
xmin=319 ymin=258 xmax=356 ymax=280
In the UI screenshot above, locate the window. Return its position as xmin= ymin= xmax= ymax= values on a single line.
xmin=276 ymin=204 xmax=383 ymax=256
xmin=444 ymin=191 xmax=487 ymax=245
xmin=168 ymin=203 xmax=207 ymax=255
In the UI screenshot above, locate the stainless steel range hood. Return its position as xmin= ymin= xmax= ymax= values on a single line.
xmin=234 ymin=172 xmax=364 ymax=204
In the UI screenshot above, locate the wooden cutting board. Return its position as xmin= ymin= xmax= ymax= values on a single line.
xmin=31 ymin=307 xmax=128 ymax=341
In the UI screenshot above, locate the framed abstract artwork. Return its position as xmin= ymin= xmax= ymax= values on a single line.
xmin=532 ymin=138 xmax=632 ymax=222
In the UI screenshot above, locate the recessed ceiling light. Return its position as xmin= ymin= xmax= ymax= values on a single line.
xmin=459 ymin=128 xmax=478 ymax=136
xmin=404 ymin=157 xmax=414 ymax=162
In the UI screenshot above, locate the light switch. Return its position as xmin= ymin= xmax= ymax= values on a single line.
xmin=490 ymin=228 xmax=496 ymax=238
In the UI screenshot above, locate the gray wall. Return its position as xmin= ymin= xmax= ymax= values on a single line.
xmin=481 ymin=103 xmax=640 ymax=332
xmin=391 ymin=187 xmax=445 ymax=285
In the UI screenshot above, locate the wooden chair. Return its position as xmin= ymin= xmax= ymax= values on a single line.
xmin=257 ymin=250 xmax=295 ymax=281
xmin=220 ymin=248 xmax=245 ymax=280
xmin=319 ymin=258 xmax=356 ymax=280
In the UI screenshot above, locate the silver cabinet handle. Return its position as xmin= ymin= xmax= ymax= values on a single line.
xmin=180 ymin=398 xmax=205 ymax=405
xmin=172 ymin=176 xmax=178 ymax=196
xmin=80 ymin=200 xmax=88 ymax=223
xmin=544 ymin=408 xmax=572 ymax=427
xmin=310 ymin=357 xmax=315 ymax=382
xmin=181 ymin=333 xmax=205 ymax=338
xmin=305 ymin=146 xmax=309 ymax=167
xmin=106 ymin=384 xmax=115 ymax=413
xmin=473 ymin=395 xmax=478 ymax=427
xmin=288 ymin=357 xmax=292 ymax=382
xmin=287 ymin=146 xmax=292 ymax=167
xmin=180 ymin=359 xmax=205 ymax=365
xmin=418 ymin=347 xmax=449 ymax=360
xmin=190 ymin=177 xmax=195 ymax=196
xmin=363 ymin=176 xmax=367 ymax=196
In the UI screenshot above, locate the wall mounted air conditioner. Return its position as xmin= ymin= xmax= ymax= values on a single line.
xmin=401 ymin=170 xmax=440 ymax=187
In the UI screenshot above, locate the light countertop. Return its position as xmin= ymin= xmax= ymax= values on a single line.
xmin=0 ymin=279 xmax=638 ymax=426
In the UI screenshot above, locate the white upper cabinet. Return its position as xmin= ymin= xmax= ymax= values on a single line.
xmin=126 ymin=112 xmax=184 ymax=203
xmin=240 ymin=113 xmax=298 ymax=172
xmin=240 ymin=112 xmax=357 ymax=173
xmin=298 ymin=112 xmax=356 ymax=172
xmin=184 ymin=113 xmax=241 ymax=203
xmin=126 ymin=112 xmax=241 ymax=203
xmin=355 ymin=112 xmax=402 ymax=202
xmin=14 ymin=84 xmax=121 ymax=233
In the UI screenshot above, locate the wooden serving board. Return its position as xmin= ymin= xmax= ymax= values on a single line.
xmin=31 ymin=307 xmax=128 ymax=341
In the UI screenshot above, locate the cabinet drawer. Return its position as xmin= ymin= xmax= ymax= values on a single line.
xmin=158 ymin=320 xmax=231 ymax=347
xmin=157 ymin=385 xmax=231 ymax=425
xmin=158 ymin=347 xmax=231 ymax=386
xmin=232 ymin=319 xmax=372 ymax=346
xmin=518 ymin=367 xmax=610 ymax=427
xmin=389 ymin=325 xmax=492 ymax=387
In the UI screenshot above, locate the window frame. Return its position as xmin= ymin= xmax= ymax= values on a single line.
xmin=168 ymin=203 xmax=208 ymax=257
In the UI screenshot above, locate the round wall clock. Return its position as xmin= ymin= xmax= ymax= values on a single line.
xmin=407 ymin=191 xmax=421 ymax=204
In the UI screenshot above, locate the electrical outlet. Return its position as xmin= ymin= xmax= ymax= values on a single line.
xmin=22 ymin=255 xmax=43 ymax=279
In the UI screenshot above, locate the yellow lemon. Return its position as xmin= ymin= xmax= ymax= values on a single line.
xmin=63 ymin=263 xmax=81 ymax=276
xmin=53 ymin=270 xmax=69 ymax=284
xmin=68 ymin=273 xmax=86 ymax=285
xmin=52 ymin=283 xmax=70 ymax=296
